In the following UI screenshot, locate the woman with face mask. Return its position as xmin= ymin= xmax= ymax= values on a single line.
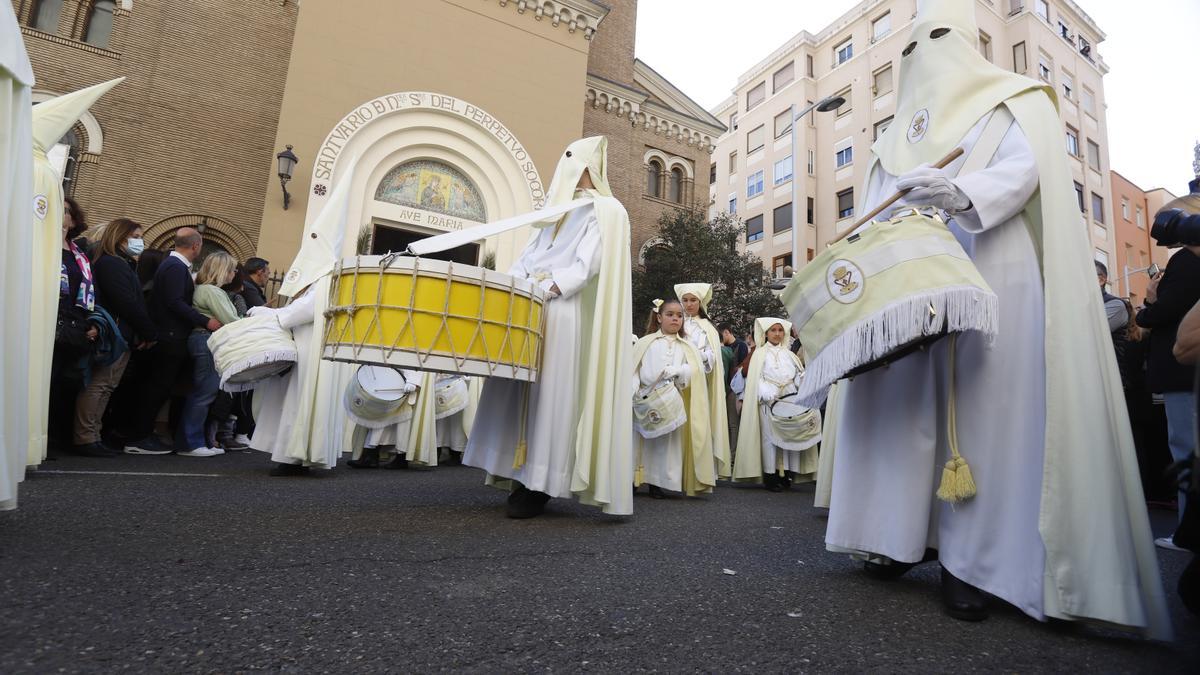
xmin=75 ymin=218 xmax=158 ymax=456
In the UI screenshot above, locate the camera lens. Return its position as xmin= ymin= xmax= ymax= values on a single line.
xmin=1151 ymin=208 xmax=1200 ymax=247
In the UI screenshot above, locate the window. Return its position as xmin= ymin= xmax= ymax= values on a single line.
xmin=1065 ymin=126 xmax=1080 ymax=157
xmin=729 ymin=113 xmax=738 ymax=131
xmin=746 ymin=125 xmax=765 ymax=154
xmin=709 ymin=163 xmax=716 ymax=185
xmin=837 ymin=188 xmax=854 ymax=219
xmin=872 ymin=12 xmax=891 ymax=41
xmin=747 ymin=170 xmax=764 ymax=199
xmin=1079 ymin=35 xmax=1093 ymax=60
xmin=728 ymin=193 xmax=737 ymax=215
xmin=1082 ymin=87 xmax=1096 ymax=116
xmin=1086 ymin=140 xmax=1101 ymax=169
xmin=30 ymin=0 xmax=64 ymax=32
xmin=835 ymin=142 xmax=853 ymax=169
xmin=773 ymin=156 xmax=793 ymax=186
xmin=772 ymin=253 xmax=793 ymax=278
xmin=669 ymin=168 xmax=684 ymax=203
xmin=774 ymin=203 xmax=793 ymax=234
xmin=979 ymin=31 xmax=993 ymax=62
xmin=1038 ymin=55 xmax=1052 ymax=82
xmin=728 ymin=151 xmax=737 ymax=173
xmin=773 ymin=62 xmax=794 ymax=93
xmin=83 ymin=0 xmax=116 ymax=49
xmin=806 ymin=197 xmax=815 ymax=224
xmin=1058 ymin=20 xmax=1071 ymax=41
xmin=1074 ymin=182 xmax=1085 ymax=213
xmin=835 ymin=89 xmax=852 ymax=117
xmin=873 ymin=65 xmax=893 ymax=97
xmin=874 ymin=116 xmax=894 ymax=140
xmin=1035 ymin=0 xmax=1049 ymax=21
xmin=1009 ymin=1 xmax=1025 ymax=15
xmin=806 ymin=54 xmax=814 ymax=78
xmin=1095 ymin=249 xmax=1109 ymax=274
xmin=1091 ymin=193 xmax=1105 ymax=224
xmin=746 ymin=82 xmax=766 ymax=111
xmin=1061 ymin=70 xmax=1073 ymax=100
xmin=807 ymin=149 xmax=815 ymax=175
xmin=774 ymin=109 xmax=792 ymax=138
xmin=1136 ymin=205 xmax=1145 ymax=229
xmin=1121 ymin=198 xmax=1130 ymax=221
xmin=834 ymin=38 xmax=853 ymax=66
xmin=746 ymin=214 xmax=764 ymax=243
xmin=1012 ymin=41 xmax=1027 ymax=73
xmin=646 ymin=160 xmax=662 ymax=198
xmin=1125 ymin=243 xmax=1135 ymax=268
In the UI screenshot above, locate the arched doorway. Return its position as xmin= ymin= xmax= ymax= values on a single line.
xmin=144 ymin=214 xmax=256 ymax=262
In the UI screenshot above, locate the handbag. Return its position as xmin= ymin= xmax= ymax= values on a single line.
xmin=633 ymin=381 xmax=686 ymax=440
xmin=55 ymin=305 xmax=93 ymax=355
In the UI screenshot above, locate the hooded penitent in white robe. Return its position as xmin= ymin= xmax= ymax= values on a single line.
xmin=1 ymin=2 xmax=34 ymax=510
xmin=27 ymin=77 xmax=123 ymax=468
xmin=465 ymin=137 xmax=634 ymax=515
xmin=732 ymin=319 xmax=817 ymax=482
xmin=820 ymin=0 xmax=1169 ymax=639
xmin=675 ymin=283 xmax=732 ymax=479
xmin=632 ymin=331 xmax=713 ymax=495
xmin=249 ymin=157 xmax=360 ymax=468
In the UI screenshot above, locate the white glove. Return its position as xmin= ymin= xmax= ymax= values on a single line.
xmin=661 ymin=366 xmax=680 ymax=381
xmin=896 ymin=164 xmax=971 ymax=213
xmin=403 ymin=382 xmax=418 ymax=394
xmin=246 ymin=306 xmax=274 ymax=317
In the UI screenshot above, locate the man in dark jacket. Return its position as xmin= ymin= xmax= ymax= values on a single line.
xmin=242 ymin=257 xmax=270 ymax=308
xmin=124 ymin=228 xmax=221 ymax=454
xmin=1137 ymin=245 xmax=1200 ymax=550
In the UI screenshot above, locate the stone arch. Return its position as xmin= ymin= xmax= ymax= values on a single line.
xmin=638 ymin=236 xmax=670 ymax=266
xmin=144 ymin=214 xmax=256 ymax=262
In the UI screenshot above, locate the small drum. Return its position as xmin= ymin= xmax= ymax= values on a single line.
xmin=434 ymin=376 xmax=469 ymax=420
xmin=344 ymin=365 xmax=414 ymax=429
xmin=782 ymin=209 xmax=998 ymax=407
xmin=207 ymin=314 xmax=298 ymax=392
xmin=769 ymin=394 xmax=822 ymax=451
xmin=323 ymin=256 xmax=547 ymax=382
xmin=633 ymin=383 xmax=686 ymax=440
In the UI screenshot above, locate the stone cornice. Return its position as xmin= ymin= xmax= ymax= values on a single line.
xmin=20 ymin=27 xmax=121 ymax=59
xmin=490 ymin=0 xmax=609 ymax=40
xmin=585 ymin=75 xmax=718 ymax=154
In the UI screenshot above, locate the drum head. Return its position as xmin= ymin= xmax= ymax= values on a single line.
xmin=771 ymin=394 xmax=810 ymax=419
xmin=357 ymin=366 xmax=408 ymax=402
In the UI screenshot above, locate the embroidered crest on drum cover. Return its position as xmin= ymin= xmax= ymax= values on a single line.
xmin=286 ymin=269 xmax=301 ymax=283
xmin=33 ymin=194 xmax=48 ymax=220
xmin=826 ymin=259 xmax=864 ymax=304
xmin=907 ymin=109 xmax=930 ymax=144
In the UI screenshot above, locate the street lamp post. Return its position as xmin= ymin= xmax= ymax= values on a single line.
xmin=789 ymin=95 xmax=845 ymax=279
xmin=276 ymin=144 xmax=299 ymax=210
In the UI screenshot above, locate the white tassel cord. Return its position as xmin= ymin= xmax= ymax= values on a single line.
xmin=796 ymin=286 xmax=998 ymax=407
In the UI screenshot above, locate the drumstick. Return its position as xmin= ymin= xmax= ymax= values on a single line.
xmin=829 ymin=147 xmax=965 ymax=245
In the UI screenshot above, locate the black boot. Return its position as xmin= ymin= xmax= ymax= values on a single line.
xmin=863 ymin=548 xmax=938 ymax=581
xmin=442 ymin=449 xmax=463 ymax=466
xmin=506 ymin=486 xmax=550 ymax=518
xmin=940 ymin=565 xmax=989 ymax=621
xmin=383 ymin=453 xmax=409 ymax=470
xmin=648 ymin=485 xmax=667 ymax=499
xmin=780 ymin=472 xmax=794 ymax=491
xmin=763 ymin=473 xmax=783 ymax=492
xmin=269 ymin=462 xmax=310 ymax=477
xmin=347 ymin=446 xmax=381 ymax=469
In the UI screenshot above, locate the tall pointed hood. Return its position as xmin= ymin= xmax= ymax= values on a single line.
xmin=1 ymin=1 xmax=34 ymax=86
xmin=871 ymin=0 xmax=1045 ymax=175
xmin=536 ymin=136 xmax=611 ymax=226
xmin=32 ymin=78 xmax=123 ymax=153
xmin=279 ymin=154 xmax=360 ymax=298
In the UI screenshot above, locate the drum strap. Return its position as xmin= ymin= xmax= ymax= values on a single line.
xmin=952 ymin=106 xmax=1015 ymax=179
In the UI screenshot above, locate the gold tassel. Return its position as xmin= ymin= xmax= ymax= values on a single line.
xmin=512 ymin=383 xmax=531 ymax=470
xmin=634 ymin=464 xmax=644 ymax=486
xmin=512 ymin=440 xmax=527 ymax=470
xmin=937 ymin=335 xmax=977 ymax=504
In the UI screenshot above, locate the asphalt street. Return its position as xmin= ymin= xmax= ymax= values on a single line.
xmin=1 ymin=450 xmax=1196 ymax=673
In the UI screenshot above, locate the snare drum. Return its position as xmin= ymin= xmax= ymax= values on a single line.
xmin=323 ymin=256 xmax=547 ymax=382
xmin=208 ymin=314 xmax=299 ymax=392
xmin=769 ymin=394 xmax=822 ymax=451
xmin=782 ymin=209 xmax=998 ymax=407
xmin=344 ymin=365 xmax=414 ymax=429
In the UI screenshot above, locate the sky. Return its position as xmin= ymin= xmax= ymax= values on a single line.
xmin=635 ymin=0 xmax=1199 ymax=194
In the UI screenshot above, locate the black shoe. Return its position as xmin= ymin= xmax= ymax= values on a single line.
xmin=442 ymin=449 xmax=463 ymax=466
xmin=763 ymin=473 xmax=784 ymax=493
xmin=648 ymin=485 xmax=667 ymax=499
xmin=940 ymin=565 xmax=988 ymax=622
xmin=71 ymin=442 xmax=116 ymax=458
xmin=506 ymin=489 xmax=550 ymax=519
xmin=216 ymin=432 xmax=249 ymax=451
xmin=863 ymin=548 xmax=938 ymax=581
xmin=347 ymin=446 xmax=381 ymax=469
xmin=269 ymin=462 xmax=310 ymax=477
xmin=383 ymin=454 xmax=409 ymax=470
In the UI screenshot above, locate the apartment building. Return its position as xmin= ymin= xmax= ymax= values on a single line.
xmin=709 ymin=0 xmax=1114 ymax=279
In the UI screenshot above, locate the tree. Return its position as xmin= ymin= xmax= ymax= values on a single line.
xmin=632 ymin=207 xmax=783 ymax=338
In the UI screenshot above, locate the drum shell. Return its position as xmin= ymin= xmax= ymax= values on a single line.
xmin=324 ymin=256 xmax=546 ymax=382
xmin=633 ymin=383 xmax=686 ymax=440
xmin=343 ymin=366 xmax=413 ymax=429
xmin=769 ymin=398 xmax=822 ymax=451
